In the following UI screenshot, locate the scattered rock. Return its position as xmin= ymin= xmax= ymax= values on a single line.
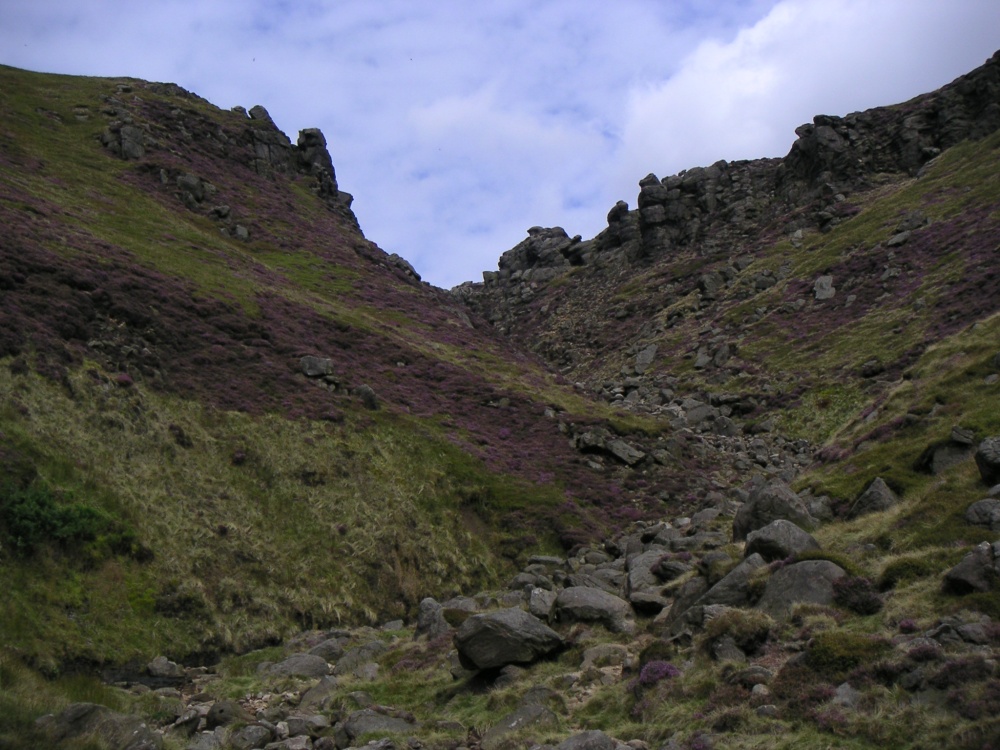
xmin=976 ymin=437 xmax=1000 ymax=485
xmin=744 ymin=520 xmax=820 ymax=562
xmin=847 ymin=477 xmax=898 ymax=519
xmin=756 ymin=560 xmax=847 ymax=618
xmin=733 ymin=479 xmax=817 ymax=541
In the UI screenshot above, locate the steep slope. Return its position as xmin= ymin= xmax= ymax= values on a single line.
xmin=0 ymin=64 xmax=685 ymax=668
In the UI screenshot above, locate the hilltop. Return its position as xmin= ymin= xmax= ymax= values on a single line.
xmin=1 ymin=51 xmax=1000 ymax=750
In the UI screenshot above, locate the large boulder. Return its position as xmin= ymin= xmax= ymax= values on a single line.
xmin=454 ymin=608 xmax=562 ymax=670
xmin=942 ymin=541 xmax=1000 ymax=594
xmin=553 ymin=586 xmax=634 ymax=633
xmin=756 ymin=560 xmax=846 ymax=618
xmin=847 ymin=477 xmax=898 ymax=519
xmin=745 ymin=520 xmax=820 ymax=562
xmin=733 ymin=479 xmax=817 ymax=541
xmin=976 ymin=438 xmax=1000 ymax=486
xmin=694 ymin=553 xmax=767 ymax=609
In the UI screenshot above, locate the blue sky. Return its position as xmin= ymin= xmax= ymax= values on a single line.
xmin=2 ymin=1 xmax=998 ymax=288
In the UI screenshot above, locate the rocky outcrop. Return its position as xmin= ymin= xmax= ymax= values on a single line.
xmin=732 ymin=479 xmax=817 ymax=541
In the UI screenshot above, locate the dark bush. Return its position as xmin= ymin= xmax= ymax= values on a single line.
xmin=0 ymin=483 xmax=108 ymax=555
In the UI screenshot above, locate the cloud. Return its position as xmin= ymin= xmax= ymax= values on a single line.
xmin=616 ymin=0 xmax=1000 ymax=196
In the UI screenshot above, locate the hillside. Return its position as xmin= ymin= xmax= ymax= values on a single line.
xmin=1 ymin=51 xmax=1000 ymax=750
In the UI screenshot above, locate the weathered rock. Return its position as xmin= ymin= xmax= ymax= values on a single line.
xmin=300 ymin=356 xmax=333 ymax=377
xmin=299 ymin=676 xmax=339 ymax=711
xmin=147 ymin=655 xmax=184 ymax=679
xmin=693 ymin=553 xmax=767 ymax=609
xmin=976 ymin=437 xmax=1000 ymax=485
xmin=744 ymin=520 xmax=820 ymax=562
xmin=635 ymin=344 xmax=658 ymax=374
xmin=847 ymin=477 xmax=898 ymax=518
xmin=733 ymin=480 xmax=817 ymax=541
xmin=756 ymin=560 xmax=847 ymax=618
xmin=342 ymin=709 xmax=416 ymax=741
xmin=528 ymin=587 xmax=558 ymax=620
xmin=555 ymin=730 xmax=617 ymax=750
xmin=206 ymin=700 xmax=252 ymax=729
xmin=36 ymin=702 xmax=163 ymax=750
xmin=353 ymin=384 xmax=379 ymax=410
xmin=454 ymin=608 xmax=562 ymax=670
xmin=415 ymin=597 xmax=450 ymax=639
xmin=263 ymin=653 xmax=330 ymax=679
xmin=813 ymin=275 xmax=836 ymax=300
xmin=230 ymin=724 xmax=273 ymax=750
xmin=309 ymin=638 xmax=345 ymax=662
xmin=966 ymin=499 xmax=1000 ymax=531
xmin=605 ymin=439 xmax=645 ymax=466
xmin=553 ymin=586 xmax=634 ymax=633
xmin=480 ymin=703 xmax=558 ymax=750
xmin=942 ymin=541 xmax=1000 ymax=594
xmin=334 ymin=641 xmax=387 ymax=677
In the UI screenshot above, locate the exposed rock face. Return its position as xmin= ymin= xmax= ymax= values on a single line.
xmin=454 ymin=608 xmax=563 ymax=670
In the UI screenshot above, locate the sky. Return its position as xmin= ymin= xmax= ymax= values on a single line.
xmin=2 ymin=1 xmax=999 ymax=289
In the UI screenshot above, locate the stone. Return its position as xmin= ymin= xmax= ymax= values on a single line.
xmin=342 ymin=709 xmax=416 ymax=740
xmin=847 ymin=477 xmax=898 ymax=519
xmin=976 ymin=437 xmax=1000 ymax=485
xmin=334 ymin=641 xmax=387 ymax=676
xmin=942 ymin=541 xmax=1000 ymax=594
xmin=555 ymin=730 xmax=616 ymax=750
xmin=813 ymin=275 xmax=836 ymax=300
xmin=605 ymin=439 xmax=645 ymax=466
xmin=967 ymin=499 xmax=1000 ymax=530
xmin=353 ymin=384 xmax=379 ymax=410
xmin=300 ymin=357 xmax=333 ymax=377
xmin=635 ymin=344 xmax=658 ymax=374
xmin=528 ymin=587 xmax=558 ymax=620
xmin=693 ymin=553 xmax=767 ymax=609
xmin=415 ymin=597 xmax=450 ymax=639
xmin=481 ymin=703 xmax=558 ymax=750
xmin=263 ymin=653 xmax=330 ymax=679
xmin=832 ymin=682 xmax=862 ymax=709
xmin=744 ymin=519 xmax=820 ymax=562
xmin=230 ymin=724 xmax=273 ymax=750
xmin=733 ymin=479 xmax=817 ymax=541
xmin=454 ymin=608 xmax=563 ymax=670
xmin=206 ymin=700 xmax=252 ymax=729
xmin=308 ymin=638 xmax=345 ymax=662
xmin=756 ymin=560 xmax=847 ymax=618
xmin=298 ymin=676 xmax=339 ymax=711
xmin=553 ymin=586 xmax=634 ymax=633
xmin=147 ymin=655 xmax=184 ymax=679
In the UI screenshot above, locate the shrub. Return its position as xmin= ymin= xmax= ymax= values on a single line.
xmin=703 ymin=609 xmax=775 ymax=656
xmin=637 ymin=660 xmax=681 ymax=687
xmin=0 ymin=483 xmax=109 ymax=555
xmin=805 ymin=632 xmax=892 ymax=679
xmin=832 ymin=576 xmax=884 ymax=615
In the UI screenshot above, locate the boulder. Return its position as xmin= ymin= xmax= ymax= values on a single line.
xmin=342 ymin=709 xmax=416 ymax=741
xmin=415 ymin=597 xmax=450 ymax=639
xmin=756 ymin=560 xmax=847 ymax=618
xmin=454 ymin=608 xmax=562 ymax=670
xmin=263 ymin=653 xmax=330 ymax=679
xmin=976 ymin=437 xmax=1000 ymax=485
xmin=694 ymin=553 xmax=767 ymax=609
xmin=848 ymin=477 xmax=898 ymax=518
xmin=733 ymin=479 xmax=817 ymax=541
xmin=480 ymin=703 xmax=558 ymax=750
xmin=744 ymin=520 xmax=820 ymax=562
xmin=942 ymin=541 xmax=1000 ymax=594
xmin=35 ymin=703 xmax=162 ymax=750
xmin=206 ymin=700 xmax=252 ymax=730
xmin=966 ymin=499 xmax=1000 ymax=531
xmin=555 ymin=730 xmax=617 ymax=750
xmin=553 ymin=586 xmax=634 ymax=633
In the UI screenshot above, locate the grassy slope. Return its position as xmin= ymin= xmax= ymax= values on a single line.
xmin=0 ymin=64 xmax=629 ymax=668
